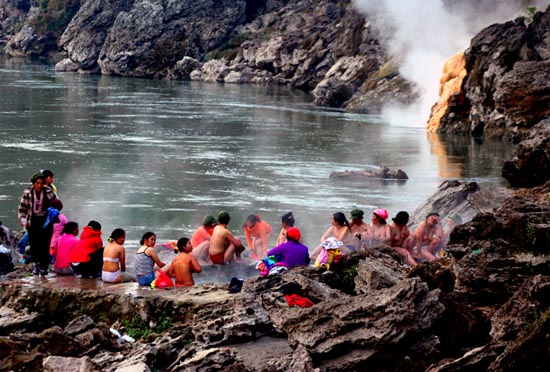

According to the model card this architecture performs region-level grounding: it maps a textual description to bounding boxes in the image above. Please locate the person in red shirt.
[243,214,273,260]
[69,220,103,278]
[190,215,217,264]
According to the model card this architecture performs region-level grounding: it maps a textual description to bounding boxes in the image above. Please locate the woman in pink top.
[53,222,79,275]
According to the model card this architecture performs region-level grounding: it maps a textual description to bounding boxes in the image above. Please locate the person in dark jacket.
[18,172,62,276]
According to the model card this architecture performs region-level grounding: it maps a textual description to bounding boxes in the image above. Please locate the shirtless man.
[209,211,245,264]
[349,208,372,251]
[414,211,443,261]
[167,237,202,286]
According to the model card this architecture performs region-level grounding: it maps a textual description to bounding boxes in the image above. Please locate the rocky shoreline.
[1,177,548,371]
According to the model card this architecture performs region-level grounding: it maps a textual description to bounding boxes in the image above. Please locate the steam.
[352,0,550,126]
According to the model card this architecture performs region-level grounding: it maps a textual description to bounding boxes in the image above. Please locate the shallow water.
[0,57,513,256]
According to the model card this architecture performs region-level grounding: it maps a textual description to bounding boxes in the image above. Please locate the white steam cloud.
[352,0,550,127]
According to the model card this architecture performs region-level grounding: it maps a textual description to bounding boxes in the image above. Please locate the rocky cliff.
[0,0,415,113]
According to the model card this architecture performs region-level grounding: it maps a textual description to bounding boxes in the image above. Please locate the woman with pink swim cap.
[369,208,391,248]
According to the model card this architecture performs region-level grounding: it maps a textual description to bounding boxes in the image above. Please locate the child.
[69,220,103,278]
[166,238,202,286]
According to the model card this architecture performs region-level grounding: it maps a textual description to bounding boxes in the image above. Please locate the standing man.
[209,211,245,264]
[18,172,62,276]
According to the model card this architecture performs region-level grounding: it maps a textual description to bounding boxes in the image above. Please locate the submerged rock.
[329,165,408,181]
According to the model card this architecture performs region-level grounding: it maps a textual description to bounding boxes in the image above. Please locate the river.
[0,57,513,257]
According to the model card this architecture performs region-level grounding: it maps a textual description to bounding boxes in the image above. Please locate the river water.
[0,57,513,257]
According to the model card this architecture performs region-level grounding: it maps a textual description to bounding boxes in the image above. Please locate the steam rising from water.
[352,0,550,126]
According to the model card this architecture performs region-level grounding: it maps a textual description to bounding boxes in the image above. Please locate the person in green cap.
[209,211,245,264]
[414,210,443,260]
[190,215,218,264]
[349,208,372,251]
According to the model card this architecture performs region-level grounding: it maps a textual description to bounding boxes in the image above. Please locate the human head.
[202,215,217,227]
[218,211,230,225]
[426,210,440,225]
[87,220,101,231]
[176,237,192,253]
[392,211,409,225]
[42,169,54,184]
[281,212,295,227]
[350,208,364,221]
[62,221,79,235]
[140,232,156,246]
[332,212,349,227]
[286,227,301,241]
[244,214,258,228]
[110,228,126,244]
[30,172,45,191]
[372,208,389,224]
[50,199,63,211]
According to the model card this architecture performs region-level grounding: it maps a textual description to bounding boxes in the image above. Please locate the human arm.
[17,189,31,227]
[320,226,333,242]
[244,227,253,251]
[120,246,126,272]
[190,255,202,273]
[148,248,166,268]
[380,225,392,244]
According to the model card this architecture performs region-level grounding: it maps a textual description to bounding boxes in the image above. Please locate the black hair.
[87,220,102,231]
[218,214,230,225]
[62,222,78,235]
[243,214,258,228]
[333,212,350,230]
[110,228,126,240]
[140,232,156,245]
[281,212,295,227]
[176,237,190,253]
[373,213,387,225]
[42,169,54,178]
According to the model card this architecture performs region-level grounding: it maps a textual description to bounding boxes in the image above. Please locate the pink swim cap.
[373,208,389,220]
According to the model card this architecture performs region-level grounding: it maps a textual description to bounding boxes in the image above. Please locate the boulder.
[329,165,408,181]
[43,355,95,372]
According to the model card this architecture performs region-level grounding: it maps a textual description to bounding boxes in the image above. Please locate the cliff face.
[0,0,414,113]
[435,7,550,140]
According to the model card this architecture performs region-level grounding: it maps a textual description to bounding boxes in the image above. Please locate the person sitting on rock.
[164,237,202,286]
[310,212,353,260]
[135,232,167,286]
[53,222,78,275]
[275,211,296,246]
[414,211,443,261]
[243,214,273,260]
[69,220,104,278]
[190,215,217,264]
[370,208,392,248]
[209,211,245,264]
[266,227,310,268]
[349,208,372,251]
[102,228,134,283]
[389,211,417,267]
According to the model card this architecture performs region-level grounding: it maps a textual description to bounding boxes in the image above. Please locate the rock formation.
[429,5,550,140]
[329,165,408,181]
[0,0,417,112]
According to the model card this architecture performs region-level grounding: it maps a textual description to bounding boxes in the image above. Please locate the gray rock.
[43,355,95,372]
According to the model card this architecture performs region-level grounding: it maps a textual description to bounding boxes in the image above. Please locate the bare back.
[210,225,234,255]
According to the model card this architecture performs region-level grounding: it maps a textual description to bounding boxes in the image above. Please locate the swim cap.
[427,210,440,218]
[202,215,217,226]
[217,211,230,223]
[286,227,301,241]
[350,208,364,220]
[373,208,388,220]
